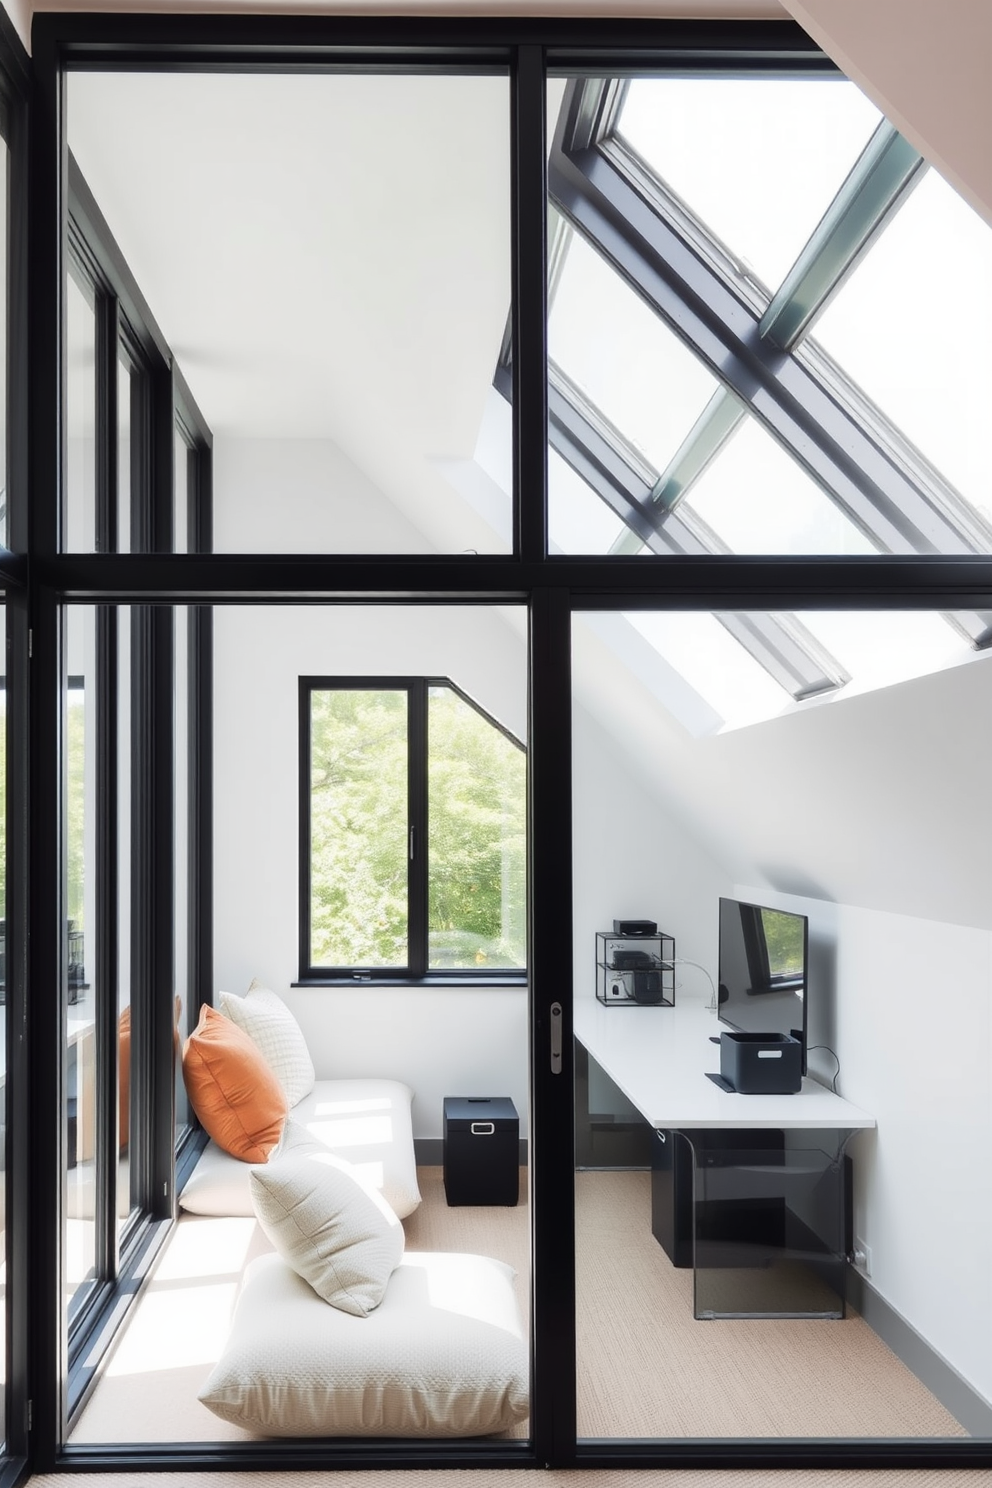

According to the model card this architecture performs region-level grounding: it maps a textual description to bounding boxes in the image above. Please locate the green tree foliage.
[308,684,527,971]
[310,690,409,967]
[427,687,525,968]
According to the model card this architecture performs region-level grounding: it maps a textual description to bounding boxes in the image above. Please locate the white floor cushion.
[179,1079,421,1220]
[198,1250,529,1437]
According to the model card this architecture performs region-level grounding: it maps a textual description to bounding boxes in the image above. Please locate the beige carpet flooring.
[70,1167,968,1447]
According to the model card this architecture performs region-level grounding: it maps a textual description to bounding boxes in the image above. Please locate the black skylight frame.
[14,11,992,1481]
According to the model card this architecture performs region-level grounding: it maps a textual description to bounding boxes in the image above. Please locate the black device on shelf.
[717,896,808,1075]
[597,929,675,1006]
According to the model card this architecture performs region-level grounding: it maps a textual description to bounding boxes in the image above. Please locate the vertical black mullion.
[27,18,65,1466]
[298,680,312,983]
[2,10,33,1474]
[511,43,548,562]
[408,681,428,979]
[529,587,575,1466]
[93,606,118,1272]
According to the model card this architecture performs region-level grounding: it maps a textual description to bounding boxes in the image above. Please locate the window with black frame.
[301,678,526,981]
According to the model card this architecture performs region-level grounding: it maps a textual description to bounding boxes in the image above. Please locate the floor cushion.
[197,1250,529,1437]
[179,1078,421,1219]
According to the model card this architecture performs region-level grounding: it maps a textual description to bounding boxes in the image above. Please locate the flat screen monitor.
[717,897,808,1074]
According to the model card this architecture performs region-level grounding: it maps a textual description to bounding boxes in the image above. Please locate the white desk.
[573,998,875,1133]
[573,997,875,1319]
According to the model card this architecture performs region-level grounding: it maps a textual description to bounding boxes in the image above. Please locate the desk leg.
[684,1128,849,1320]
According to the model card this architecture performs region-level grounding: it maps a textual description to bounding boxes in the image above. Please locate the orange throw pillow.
[182,1004,288,1163]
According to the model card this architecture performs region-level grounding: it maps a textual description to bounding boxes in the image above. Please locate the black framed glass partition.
[10,11,992,1480]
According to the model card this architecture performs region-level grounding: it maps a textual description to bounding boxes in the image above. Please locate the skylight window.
[616,77,882,292]
[548,226,719,472]
[677,411,876,556]
[810,167,992,526]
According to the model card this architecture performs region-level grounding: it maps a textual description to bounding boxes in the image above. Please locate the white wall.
[212,436,434,555]
[212,598,530,1140]
[737,881,992,1404]
[572,700,730,1004]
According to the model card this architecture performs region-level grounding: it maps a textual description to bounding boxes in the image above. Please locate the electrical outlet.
[853,1236,872,1276]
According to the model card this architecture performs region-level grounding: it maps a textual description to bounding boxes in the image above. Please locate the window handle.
[409,826,415,860]
[550,1001,562,1074]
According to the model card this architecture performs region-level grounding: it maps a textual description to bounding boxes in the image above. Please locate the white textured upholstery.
[250,1148,404,1316]
[218,981,315,1107]
[198,1250,529,1437]
[179,1079,421,1219]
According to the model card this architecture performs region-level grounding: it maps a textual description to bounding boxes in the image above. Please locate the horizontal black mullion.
[37,552,992,608]
[37,13,819,63]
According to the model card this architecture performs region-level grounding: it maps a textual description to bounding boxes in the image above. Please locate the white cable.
[672,957,718,1012]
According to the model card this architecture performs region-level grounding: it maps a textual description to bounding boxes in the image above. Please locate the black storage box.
[720,1032,802,1094]
[443,1096,519,1206]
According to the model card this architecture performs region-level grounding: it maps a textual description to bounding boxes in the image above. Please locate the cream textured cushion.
[218,980,315,1107]
[198,1250,529,1437]
[179,1078,422,1219]
[250,1148,404,1316]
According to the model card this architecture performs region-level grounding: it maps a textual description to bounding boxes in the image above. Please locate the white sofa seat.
[179,1078,421,1219]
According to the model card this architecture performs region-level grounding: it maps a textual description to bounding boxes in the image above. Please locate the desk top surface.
[573,997,875,1131]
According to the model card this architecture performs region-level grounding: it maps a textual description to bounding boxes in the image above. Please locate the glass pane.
[0,607,5,1452]
[573,608,990,1442]
[65,274,97,553]
[617,77,881,292]
[65,611,96,1317]
[118,608,136,1232]
[811,167,992,526]
[309,689,408,969]
[680,412,877,556]
[0,138,7,551]
[174,428,189,554]
[173,605,190,1137]
[427,686,526,970]
[549,224,719,473]
[118,357,131,554]
[68,72,512,556]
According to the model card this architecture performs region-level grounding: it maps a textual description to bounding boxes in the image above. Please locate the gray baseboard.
[847,1264,992,1436]
[415,1137,528,1166]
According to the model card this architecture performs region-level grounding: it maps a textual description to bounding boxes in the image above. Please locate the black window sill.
[293,973,528,990]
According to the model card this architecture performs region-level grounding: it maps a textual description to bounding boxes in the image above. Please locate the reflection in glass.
[118,608,135,1234]
[174,605,190,1138]
[65,274,97,553]
[65,611,96,1317]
